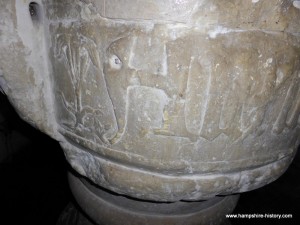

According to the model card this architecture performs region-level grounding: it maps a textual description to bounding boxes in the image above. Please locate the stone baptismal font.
[1,0,300,224]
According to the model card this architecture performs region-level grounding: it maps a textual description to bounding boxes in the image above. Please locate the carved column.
[1,1,300,224]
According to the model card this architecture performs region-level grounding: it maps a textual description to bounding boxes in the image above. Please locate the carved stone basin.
[1,0,300,224]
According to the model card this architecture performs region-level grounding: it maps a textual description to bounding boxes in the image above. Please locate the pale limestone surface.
[0,0,300,201]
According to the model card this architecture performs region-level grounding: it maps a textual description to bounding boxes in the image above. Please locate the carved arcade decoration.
[51,20,300,170]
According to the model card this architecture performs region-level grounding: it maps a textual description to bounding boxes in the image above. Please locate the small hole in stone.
[29,2,39,19]
[109,55,122,70]
[114,58,121,65]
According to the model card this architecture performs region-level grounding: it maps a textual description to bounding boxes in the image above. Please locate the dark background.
[0,92,299,225]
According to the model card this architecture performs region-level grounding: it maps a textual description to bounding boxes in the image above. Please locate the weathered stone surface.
[0,0,300,202]
[0,0,57,138]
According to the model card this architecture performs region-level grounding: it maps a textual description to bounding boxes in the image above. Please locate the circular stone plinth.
[68,172,239,225]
